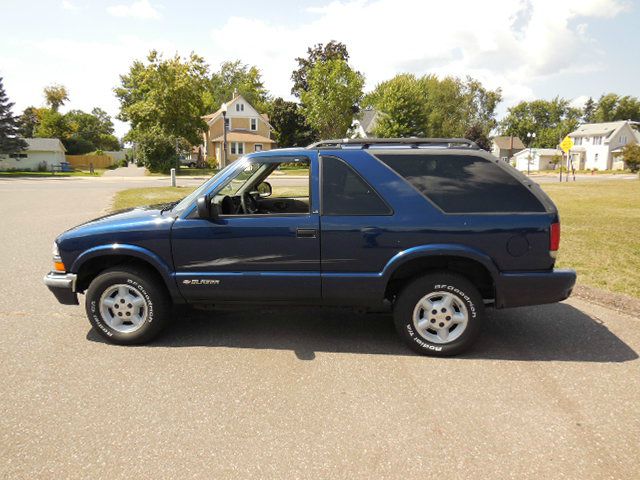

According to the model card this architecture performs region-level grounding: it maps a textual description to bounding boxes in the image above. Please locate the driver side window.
[215,158,311,216]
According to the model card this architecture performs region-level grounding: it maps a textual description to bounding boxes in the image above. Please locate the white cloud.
[208,0,629,107]
[107,0,161,20]
[61,0,76,11]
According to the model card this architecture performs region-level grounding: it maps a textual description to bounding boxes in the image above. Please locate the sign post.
[560,136,574,183]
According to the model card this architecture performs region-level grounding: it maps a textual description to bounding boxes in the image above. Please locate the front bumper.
[495,269,577,309]
[43,272,79,305]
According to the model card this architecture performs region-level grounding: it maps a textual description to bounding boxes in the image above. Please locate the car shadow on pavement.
[87,302,638,362]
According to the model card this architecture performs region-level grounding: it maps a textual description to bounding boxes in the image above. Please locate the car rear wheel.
[393,272,484,356]
[85,267,170,345]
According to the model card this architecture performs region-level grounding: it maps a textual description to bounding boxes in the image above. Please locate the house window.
[620,135,627,145]
[250,118,258,131]
[235,103,244,112]
[9,153,28,158]
[254,144,263,152]
[594,153,599,163]
[501,156,508,162]
[593,136,602,145]
[230,142,244,155]
[574,137,582,146]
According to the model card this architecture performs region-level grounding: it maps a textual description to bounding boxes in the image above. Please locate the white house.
[0,138,66,171]
[351,108,380,138]
[513,148,563,172]
[567,120,640,170]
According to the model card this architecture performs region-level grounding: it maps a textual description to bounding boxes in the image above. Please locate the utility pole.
[526,132,536,175]
[221,103,228,168]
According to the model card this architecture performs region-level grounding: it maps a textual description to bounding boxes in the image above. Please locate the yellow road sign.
[560,136,574,153]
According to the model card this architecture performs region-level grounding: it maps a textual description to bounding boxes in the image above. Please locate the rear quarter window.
[374,153,545,213]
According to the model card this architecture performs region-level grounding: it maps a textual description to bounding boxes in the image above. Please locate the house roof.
[492,136,525,150]
[25,138,66,152]
[202,94,273,129]
[211,131,275,144]
[356,109,379,134]
[568,121,628,138]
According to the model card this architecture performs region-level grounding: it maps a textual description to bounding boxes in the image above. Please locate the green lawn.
[111,179,640,298]
[541,180,640,298]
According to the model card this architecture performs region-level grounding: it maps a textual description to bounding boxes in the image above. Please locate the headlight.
[52,241,60,259]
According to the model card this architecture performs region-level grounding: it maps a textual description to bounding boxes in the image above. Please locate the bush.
[131,128,178,173]
[37,161,48,172]
[119,158,128,168]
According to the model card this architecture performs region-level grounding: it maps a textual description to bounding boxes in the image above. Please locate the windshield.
[171,158,247,214]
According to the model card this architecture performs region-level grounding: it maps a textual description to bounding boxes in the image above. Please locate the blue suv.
[44,138,576,355]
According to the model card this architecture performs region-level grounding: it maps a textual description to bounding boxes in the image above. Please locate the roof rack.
[307,137,480,150]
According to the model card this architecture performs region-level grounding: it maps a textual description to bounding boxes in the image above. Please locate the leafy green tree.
[592,93,640,123]
[43,84,69,112]
[365,74,500,140]
[0,77,28,153]
[267,98,317,147]
[582,97,596,122]
[17,106,45,138]
[464,124,491,151]
[207,61,270,112]
[365,74,428,137]
[133,127,179,173]
[64,108,120,153]
[291,41,350,97]
[620,144,640,173]
[34,109,72,140]
[300,59,364,139]
[499,98,581,148]
[115,50,210,145]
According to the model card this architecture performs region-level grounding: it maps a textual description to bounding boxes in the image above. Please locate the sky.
[1,0,639,138]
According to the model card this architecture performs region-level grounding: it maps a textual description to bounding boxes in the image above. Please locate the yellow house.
[202,92,275,167]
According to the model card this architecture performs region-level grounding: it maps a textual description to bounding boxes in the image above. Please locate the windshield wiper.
[160,200,181,213]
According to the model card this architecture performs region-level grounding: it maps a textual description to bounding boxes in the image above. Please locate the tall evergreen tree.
[0,77,28,154]
[582,97,596,123]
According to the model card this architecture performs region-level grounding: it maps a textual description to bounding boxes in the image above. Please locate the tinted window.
[375,153,545,213]
[322,156,391,215]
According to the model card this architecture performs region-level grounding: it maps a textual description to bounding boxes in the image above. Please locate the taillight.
[549,222,560,257]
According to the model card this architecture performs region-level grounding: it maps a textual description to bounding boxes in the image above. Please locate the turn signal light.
[54,261,66,272]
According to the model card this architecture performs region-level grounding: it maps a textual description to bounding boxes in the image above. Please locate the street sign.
[560,136,574,153]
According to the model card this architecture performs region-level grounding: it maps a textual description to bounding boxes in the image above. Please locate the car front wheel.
[394,272,484,356]
[85,267,170,345]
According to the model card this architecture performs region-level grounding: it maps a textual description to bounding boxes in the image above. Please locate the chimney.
[233,88,239,98]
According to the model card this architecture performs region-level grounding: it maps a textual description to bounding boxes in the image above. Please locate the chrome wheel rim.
[412,291,469,344]
[99,284,148,334]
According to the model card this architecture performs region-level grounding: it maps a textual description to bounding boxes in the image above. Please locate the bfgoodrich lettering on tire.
[85,266,170,345]
[393,272,484,356]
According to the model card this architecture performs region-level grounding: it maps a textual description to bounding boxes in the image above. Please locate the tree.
[365,74,428,137]
[620,144,640,173]
[115,50,210,145]
[291,40,350,97]
[0,77,28,153]
[43,84,69,112]
[17,106,45,138]
[364,74,501,140]
[133,127,179,173]
[592,93,640,123]
[499,97,581,148]
[207,61,270,113]
[267,98,317,147]
[300,59,364,139]
[464,124,491,151]
[583,97,596,122]
[64,109,120,154]
[34,109,72,140]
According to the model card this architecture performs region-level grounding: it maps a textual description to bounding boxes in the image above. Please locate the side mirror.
[257,181,272,198]
[196,194,220,220]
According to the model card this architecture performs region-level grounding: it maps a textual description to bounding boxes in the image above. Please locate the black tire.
[393,272,484,356]
[85,266,171,345]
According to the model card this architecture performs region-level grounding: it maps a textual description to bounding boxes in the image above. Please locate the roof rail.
[307,137,480,150]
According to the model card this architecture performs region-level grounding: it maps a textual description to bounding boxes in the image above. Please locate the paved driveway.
[1,177,639,479]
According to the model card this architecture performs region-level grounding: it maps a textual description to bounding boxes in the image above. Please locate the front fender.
[71,244,181,301]
[381,243,500,282]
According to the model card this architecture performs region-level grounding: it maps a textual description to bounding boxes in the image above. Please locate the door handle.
[296,228,317,238]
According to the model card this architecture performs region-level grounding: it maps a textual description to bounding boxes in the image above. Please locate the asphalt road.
[1,176,639,479]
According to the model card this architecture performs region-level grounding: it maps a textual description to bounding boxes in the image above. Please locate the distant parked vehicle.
[44,138,576,356]
[179,156,196,168]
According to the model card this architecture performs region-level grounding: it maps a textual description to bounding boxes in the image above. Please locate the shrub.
[37,161,48,172]
[132,128,178,173]
[119,158,128,168]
